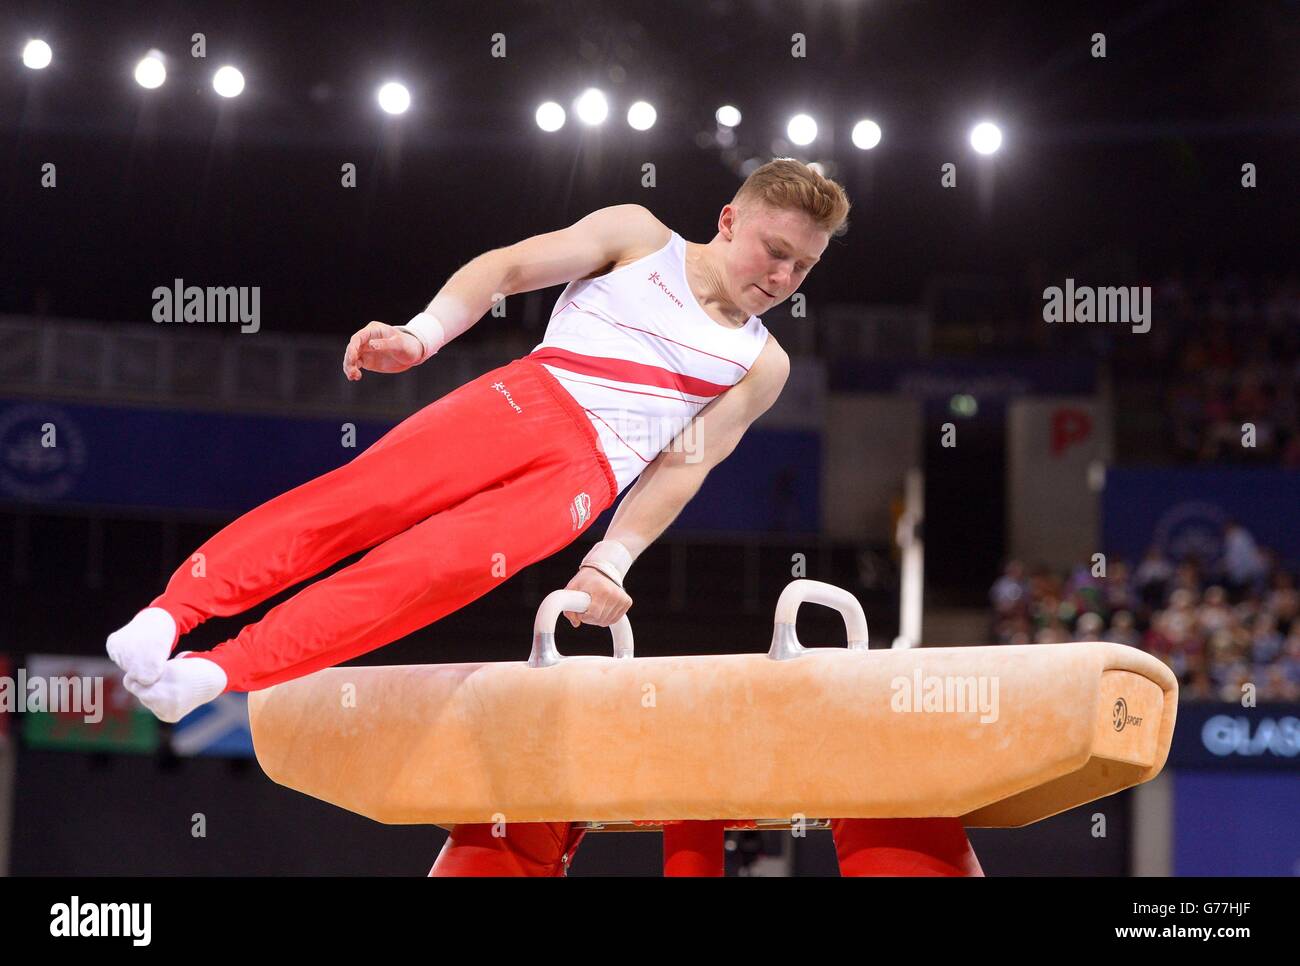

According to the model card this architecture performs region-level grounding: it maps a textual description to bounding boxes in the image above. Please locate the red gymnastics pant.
[148,356,618,691]
[427,818,984,877]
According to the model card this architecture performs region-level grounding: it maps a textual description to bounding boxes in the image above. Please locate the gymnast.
[108,157,838,721]
[105,159,980,874]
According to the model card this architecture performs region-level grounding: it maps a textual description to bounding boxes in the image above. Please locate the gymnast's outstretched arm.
[563,337,791,628]
[341,203,668,379]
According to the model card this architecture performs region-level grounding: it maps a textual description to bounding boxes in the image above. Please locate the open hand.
[343,321,423,380]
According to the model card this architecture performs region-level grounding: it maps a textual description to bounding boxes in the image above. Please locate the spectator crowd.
[1136,275,1300,465]
[990,522,1300,702]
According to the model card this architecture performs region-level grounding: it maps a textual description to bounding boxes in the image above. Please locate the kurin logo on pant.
[490,381,523,413]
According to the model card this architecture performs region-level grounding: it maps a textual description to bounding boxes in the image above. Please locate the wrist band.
[581,540,634,587]
[397,311,447,363]
[580,562,624,586]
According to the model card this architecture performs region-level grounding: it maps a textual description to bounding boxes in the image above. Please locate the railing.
[1,306,932,419]
[0,314,520,419]
[0,501,889,615]
[761,303,931,359]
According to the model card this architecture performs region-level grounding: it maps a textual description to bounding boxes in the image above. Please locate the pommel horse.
[248,579,1178,876]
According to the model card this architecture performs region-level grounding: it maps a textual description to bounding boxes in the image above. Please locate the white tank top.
[528,230,770,495]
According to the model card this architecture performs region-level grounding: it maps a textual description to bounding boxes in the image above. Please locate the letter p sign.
[1050,407,1092,457]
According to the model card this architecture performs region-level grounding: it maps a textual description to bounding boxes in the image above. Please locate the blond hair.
[731,158,851,238]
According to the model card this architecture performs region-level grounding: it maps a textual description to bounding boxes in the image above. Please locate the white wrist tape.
[581,540,634,587]
[397,311,447,363]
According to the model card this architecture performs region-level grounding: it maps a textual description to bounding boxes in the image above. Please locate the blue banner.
[1103,467,1300,568]
[0,397,818,533]
[1174,771,1300,875]
[0,398,394,514]
[673,429,820,533]
[1166,702,1300,771]
[1169,703,1300,874]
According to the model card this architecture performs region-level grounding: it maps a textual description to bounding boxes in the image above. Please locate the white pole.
[892,467,925,649]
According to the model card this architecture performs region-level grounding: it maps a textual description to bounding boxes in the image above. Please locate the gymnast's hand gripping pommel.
[561,539,635,629]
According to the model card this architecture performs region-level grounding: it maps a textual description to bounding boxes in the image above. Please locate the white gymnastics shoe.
[124,654,227,723]
[106,607,177,687]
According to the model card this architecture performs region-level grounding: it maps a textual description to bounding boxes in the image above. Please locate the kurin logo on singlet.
[490,381,522,413]
[647,271,684,308]
[569,492,591,530]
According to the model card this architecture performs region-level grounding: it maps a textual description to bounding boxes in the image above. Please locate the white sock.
[123,654,227,723]
[106,607,177,687]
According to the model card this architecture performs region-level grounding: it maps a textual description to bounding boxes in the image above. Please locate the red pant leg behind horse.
[428,821,728,877]
[430,818,982,876]
[833,818,984,876]
[428,823,587,877]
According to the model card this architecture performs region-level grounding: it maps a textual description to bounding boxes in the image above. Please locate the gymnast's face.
[720,201,828,314]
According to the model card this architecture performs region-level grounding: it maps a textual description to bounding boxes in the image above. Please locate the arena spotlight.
[969,121,1003,155]
[134,51,166,89]
[377,81,411,115]
[22,39,53,70]
[715,105,741,127]
[535,101,566,132]
[786,113,817,146]
[575,88,609,125]
[851,119,882,150]
[212,65,245,98]
[627,100,656,131]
